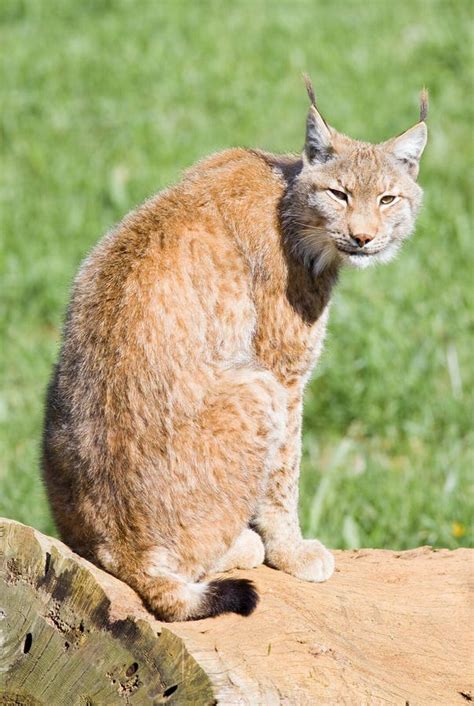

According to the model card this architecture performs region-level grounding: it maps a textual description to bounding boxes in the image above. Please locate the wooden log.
[0,518,472,705]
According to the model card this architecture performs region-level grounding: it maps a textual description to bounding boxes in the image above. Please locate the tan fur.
[209,529,265,573]
[43,82,427,621]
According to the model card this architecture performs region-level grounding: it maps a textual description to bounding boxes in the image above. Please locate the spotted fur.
[43,81,427,621]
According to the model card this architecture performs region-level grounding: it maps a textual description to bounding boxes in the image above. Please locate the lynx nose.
[351,233,375,248]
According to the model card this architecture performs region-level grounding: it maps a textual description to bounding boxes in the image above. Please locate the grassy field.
[1,0,472,549]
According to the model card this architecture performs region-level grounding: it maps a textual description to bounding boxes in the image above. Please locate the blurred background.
[1,0,472,549]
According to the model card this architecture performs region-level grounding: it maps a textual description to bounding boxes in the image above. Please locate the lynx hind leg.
[99,368,287,622]
[98,543,259,622]
[137,572,259,623]
[210,529,265,574]
[139,530,265,621]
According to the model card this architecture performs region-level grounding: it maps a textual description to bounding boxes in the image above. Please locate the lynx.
[43,77,427,621]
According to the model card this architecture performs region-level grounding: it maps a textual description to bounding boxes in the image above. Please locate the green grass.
[1,0,472,549]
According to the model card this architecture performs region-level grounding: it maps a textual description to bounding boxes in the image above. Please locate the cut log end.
[0,518,472,705]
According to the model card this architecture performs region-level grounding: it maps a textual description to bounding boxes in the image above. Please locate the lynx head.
[286,75,428,274]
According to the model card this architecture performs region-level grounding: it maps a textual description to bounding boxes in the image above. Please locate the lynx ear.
[302,74,334,164]
[384,90,428,179]
[386,122,427,178]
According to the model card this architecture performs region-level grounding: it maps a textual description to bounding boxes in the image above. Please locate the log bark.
[0,518,472,705]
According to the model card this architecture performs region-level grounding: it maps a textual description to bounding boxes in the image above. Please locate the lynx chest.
[253,297,330,387]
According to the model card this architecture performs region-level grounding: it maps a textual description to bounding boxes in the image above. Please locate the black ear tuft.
[419,87,429,122]
[303,72,317,108]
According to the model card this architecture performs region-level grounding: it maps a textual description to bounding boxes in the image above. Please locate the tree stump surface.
[0,518,472,705]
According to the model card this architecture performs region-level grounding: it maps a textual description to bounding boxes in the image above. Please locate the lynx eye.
[328,188,348,203]
[380,194,396,205]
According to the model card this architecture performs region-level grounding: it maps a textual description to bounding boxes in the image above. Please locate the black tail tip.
[206,578,259,618]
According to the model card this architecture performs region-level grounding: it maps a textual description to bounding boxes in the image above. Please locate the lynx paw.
[267,539,335,582]
[231,528,265,569]
[211,529,265,574]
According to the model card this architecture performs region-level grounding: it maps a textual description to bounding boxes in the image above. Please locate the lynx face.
[288,82,427,274]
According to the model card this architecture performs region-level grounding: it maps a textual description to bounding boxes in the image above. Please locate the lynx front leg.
[254,390,335,582]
